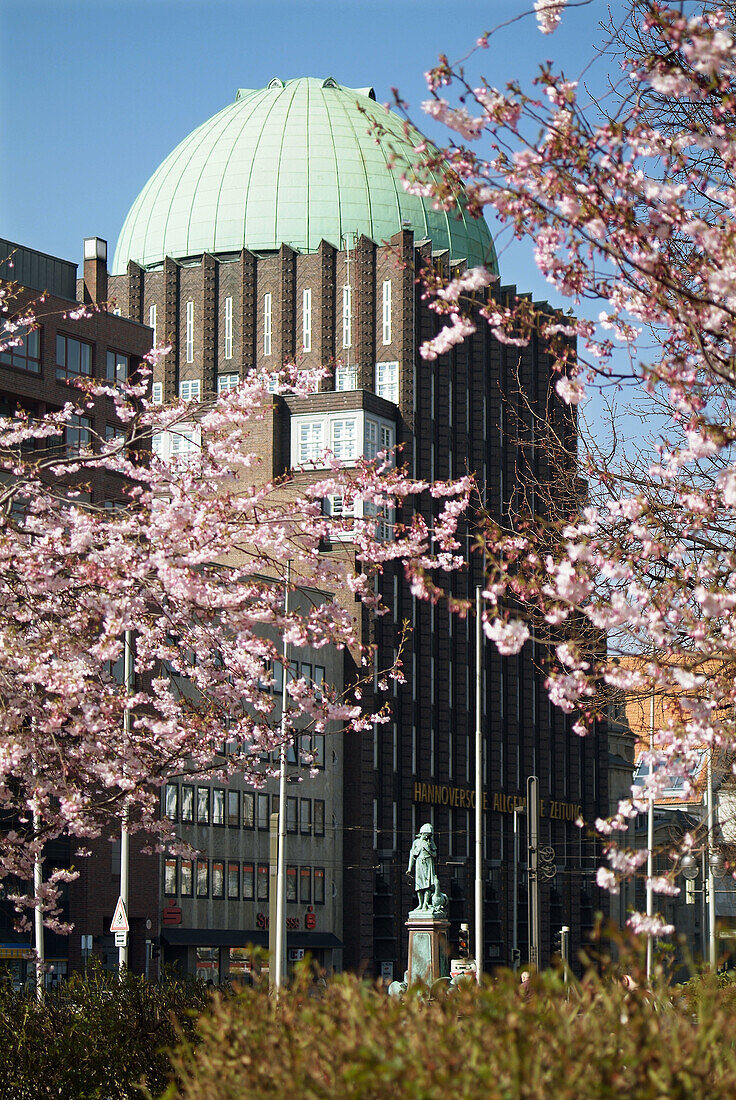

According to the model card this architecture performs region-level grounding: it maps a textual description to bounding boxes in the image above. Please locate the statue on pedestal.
[407,823,448,918]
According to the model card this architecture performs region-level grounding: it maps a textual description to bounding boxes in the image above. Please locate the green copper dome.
[112,77,497,274]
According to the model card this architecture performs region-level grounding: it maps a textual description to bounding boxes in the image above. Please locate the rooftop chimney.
[83,237,108,305]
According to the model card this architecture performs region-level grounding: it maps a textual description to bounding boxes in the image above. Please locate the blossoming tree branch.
[393,0,736,934]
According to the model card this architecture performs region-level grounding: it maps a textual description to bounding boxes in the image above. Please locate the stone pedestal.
[406,916,450,986]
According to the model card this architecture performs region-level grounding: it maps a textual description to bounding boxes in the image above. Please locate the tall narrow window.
[335,363,357,391]
[302,288,311,353]
[264,293,272,356]
[152,382,163,405]
[342,285,352,348]
[382,280,392,344]
[224,296,233,360]
[149,304,157,345]
[375,361,399,405]
[185,301,194,364]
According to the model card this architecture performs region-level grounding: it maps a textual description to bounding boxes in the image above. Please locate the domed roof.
[112,77,497,274]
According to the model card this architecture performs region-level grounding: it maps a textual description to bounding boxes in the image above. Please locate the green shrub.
[157,966,736,1100]
[0,965,209,1100]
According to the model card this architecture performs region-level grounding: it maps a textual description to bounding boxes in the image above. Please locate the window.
[149,304,157,345]
[297,420,324,465]
[314,800,325,836]
[185,301,194,363]
[243,792,255,828]
[152,382,163,405]
[224,296,233,359]
[314,867,325,905]
[286,865,297,903]
[257,863,269,901]
[212,788,225,826]
[286,797,298,834]
[212,861,225,898]
[218,373,239,394]
[164,858,177,896]
[314,666,326,698]
[302,289,311,353]
[227,862,240,899]
[181,785,194,822]
[164,784,178,821]
[314,734,325,768]
[196,859,209,897]
[263,293,272,356]
[376,361,399,404]
[227,790,240,827]
[300,798,312,835]
[342,285,352,348]
[335,363,357,391]
[243,863,255,900]
[181,859,193,896]
[106,350,129,385]
[266,373,279,394]
[300,866,311,903]
[364,419,395,463]
[196,786,210,825]
[65,415,93,455]
[382,280,392,344]
[331,418,357,461]
[257,792,270,830]
[0,325,40,373]
[179,379,201,402]
[56,334,92,382]
[169,423,201,463]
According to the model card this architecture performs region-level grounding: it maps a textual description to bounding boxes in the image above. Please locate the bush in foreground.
[158,967,736,1100]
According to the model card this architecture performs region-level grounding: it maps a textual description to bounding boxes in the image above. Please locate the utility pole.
[706,746,717,970]
[646,685,654,982]
[527,775,540,970]
[512,806,521,972]
[474,586,483,983]
[274,562,291,991]
[119,629,134,973]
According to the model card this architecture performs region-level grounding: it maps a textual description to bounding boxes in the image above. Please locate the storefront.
[161,927,343,984]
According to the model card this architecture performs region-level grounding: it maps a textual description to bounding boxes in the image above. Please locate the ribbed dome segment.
[112,77,497,274]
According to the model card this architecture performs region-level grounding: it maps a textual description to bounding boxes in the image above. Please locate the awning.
[161,928,343,950]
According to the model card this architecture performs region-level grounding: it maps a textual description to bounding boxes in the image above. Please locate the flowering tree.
[0,308,472,921]
[392,0,736,935]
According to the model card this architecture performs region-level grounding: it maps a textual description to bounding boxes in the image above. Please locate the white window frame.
[330,417,357,462]
[296,419,325,465]
[375,360,399,405]
[179,379,201,402]
[149,303,157,345]
[335,363,357,391]
[291,411,395,470]
[264,293,272,356]
[218,373,240,394]
[152,382,163,405]
[324,494,394,543]
[342,285,352,349]
[302,288,311,353]
[185,301,194,364]
[224,296,233,360]
[382,280,392,345]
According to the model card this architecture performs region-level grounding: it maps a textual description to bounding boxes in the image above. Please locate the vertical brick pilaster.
[279,244,297,366]
[239,250,257,373]
[202,253,217,396]
[126,261,144,324]
[163,257,179,401]
[355,235,376,391]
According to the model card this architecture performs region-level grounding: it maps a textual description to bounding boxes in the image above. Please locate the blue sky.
[1,0,610,304]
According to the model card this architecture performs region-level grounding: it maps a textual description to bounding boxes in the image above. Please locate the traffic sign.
[114,931,128,948]
[110,896,129,934]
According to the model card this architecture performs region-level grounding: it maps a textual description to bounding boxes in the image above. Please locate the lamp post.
[474,586,483,983]
[273,561,291,992]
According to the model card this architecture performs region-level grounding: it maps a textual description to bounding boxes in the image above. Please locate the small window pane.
[286,866,297,903]
[212,861,224,898]
[300,798,312,835]
[181,859,193,896]
[227,790,240,827]
[212,788,225,825]
[181,785,194,822]
[243,863,255,900]
[164,784,178,821]
[197,786,210,824]
[286,797,298,834]
[257,792,269,830]
[196,859,209,897]
[300,866,311,904]
[243,792,255,829]
[257,864,269,901]
[314,867,325,905]
[314,800,325,836]
[228,862,239,899]
[164,858,177,896]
